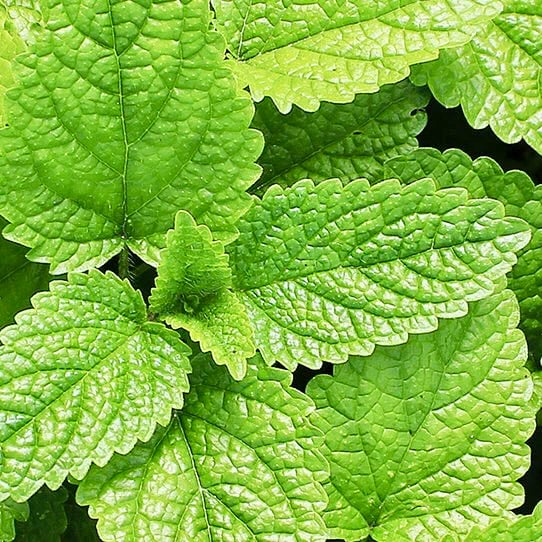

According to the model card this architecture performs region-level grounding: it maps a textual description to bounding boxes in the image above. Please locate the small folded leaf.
[14,487,67,542]
[0,500,27,542]
[0,0,263,273]
[464,501,542,541]
[251,81,429,194]
[0,220,51,330]
[229,178,530,369]
[150,211,254,380]
[307,289,536,541]
[213,0,502,112]
[0,270,191,502]
[77,355,329,542]
[385,148,542,363]
[411,0,542,154]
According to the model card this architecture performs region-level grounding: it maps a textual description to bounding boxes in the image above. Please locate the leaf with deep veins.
[0,270,191,503]
[0,0,263,273]
[411,0,542,154]
[384,148,542,364]
[150,211,254,380]
[307,289,536,541]
[77,355,328,542]
[212,0,502,112]
[228,178,530,370]
[251,81,429,194]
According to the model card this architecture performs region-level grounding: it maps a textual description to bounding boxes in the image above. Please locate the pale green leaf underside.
[0,499,27,542]
[77,355,328,542]
[150,211,254,380]
[228,178,530,370]
[0,270,191,502]
[464,502,542,541]
[307,289,535,542]
[0,219,51,330]
[213,0,502,112]
[411,0,542,154]
[251,81,429,194]
[0,0,262,273]
[384,148,542,364]
[14,486,68,542]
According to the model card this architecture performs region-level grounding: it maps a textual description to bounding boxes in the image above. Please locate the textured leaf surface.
[77,355,328,541]
[251,81,429,194]
[14,486,67,542]
[213,0,502,112]
[464,501,542,541]
[228,178,530,369]
[0,270,191,502]
[385,148,542,363]
[411,0,542,153]
[307,289,535,542]
[150,211,254,380]
[0,219,51,330]
[0,500,27,542]
[0,0,262,273]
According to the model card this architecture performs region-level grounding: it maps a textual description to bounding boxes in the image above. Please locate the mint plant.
[0,0,540,541]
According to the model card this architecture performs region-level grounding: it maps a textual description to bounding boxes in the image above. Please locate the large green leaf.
[14,487,67,542]
[228,178,530,369]
[150,211,254,380]
[463,502,542,541]
[411,0,542,154]
[0,0,263,273]
[251,81,429,194]
[0,220,51,330]
[212,0,502,112]
[384,148,542,362]
[0,270,191,502]
[307,289,536,541]
[77,355,328,541]
[0,500,27,542]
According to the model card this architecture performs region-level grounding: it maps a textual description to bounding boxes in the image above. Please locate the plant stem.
[118,247,130,280]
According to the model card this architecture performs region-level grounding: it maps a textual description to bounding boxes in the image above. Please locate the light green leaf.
[77,355,329,542]
[228,178,530,370]
[0,0,263,273]
[0,270,191,502]
[464,501,542,541]
[150,211,254,380]
[14,486,67,542]
[0,219,51,330]
[411,0,542,154]
[251,81,429,194]
[307,289,536,542]
[384,148,542,363]
[212,0,502,113]
[0,500,27,542]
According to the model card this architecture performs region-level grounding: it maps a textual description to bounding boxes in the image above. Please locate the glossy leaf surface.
[78,355,328,541]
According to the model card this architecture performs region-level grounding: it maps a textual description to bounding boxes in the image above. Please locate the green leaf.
[62,484,99,542]
[0,270,191,502]
[411,0,542,154]
[0,500,27,542]
[251,81,429,194]
[150,211,254,380]
[307,289,536,541]
[77,355,328,541]
[0,0,263,273]
[0,219,51,330]
[384,148,542,363]
[228,178,530,370]
[464,501,542,541]
[212,0,502,112]
[14,487,67,542]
